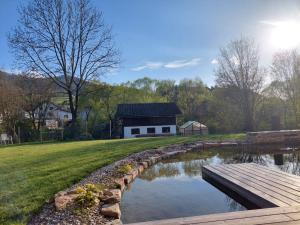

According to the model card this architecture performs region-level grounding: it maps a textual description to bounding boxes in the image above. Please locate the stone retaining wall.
[246,130,300,144]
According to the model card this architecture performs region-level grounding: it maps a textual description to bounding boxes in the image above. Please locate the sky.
[1,0,300,86]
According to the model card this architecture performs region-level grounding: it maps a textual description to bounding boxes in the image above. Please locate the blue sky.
[1,0,300,86]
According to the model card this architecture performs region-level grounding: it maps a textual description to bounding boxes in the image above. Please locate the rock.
[55,191,67,198]
[139,161,148,169]
[138,165,144,174]
[149,157,157,164]
[102,189,122,204]
[155,156,162,162]
[130,169,139,180]
[107,219,122,225]
[145,159,152,166]
[54,193,78,211]
[67,189,79,195]
[114,178,125,191]
[124,174,133,185]
[101,203,121,219]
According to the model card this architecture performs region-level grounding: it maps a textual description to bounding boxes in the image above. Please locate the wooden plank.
[202,166,286,207]
[247,163,300,182]
[204,165,293,206]
[229,164,300,193]
[212,165,298,206]
[205,164,300,206]
[217,164,300,203]
[241,164,300,187]
[126,206,300,225]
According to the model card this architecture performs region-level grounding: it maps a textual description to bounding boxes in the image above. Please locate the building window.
[131,128,140,135]
[64,115,69,119]
[162,127,170,133]
[147,127,155,134]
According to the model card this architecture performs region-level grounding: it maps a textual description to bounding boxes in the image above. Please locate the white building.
[24,102,72,129]
[116,103,182,138]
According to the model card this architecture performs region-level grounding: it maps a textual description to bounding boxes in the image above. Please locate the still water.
[121,145,300,223]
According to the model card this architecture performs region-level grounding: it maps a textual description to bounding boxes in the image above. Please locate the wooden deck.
[127,206,300,225]
[202,163,300,208]
[126,163,300,225]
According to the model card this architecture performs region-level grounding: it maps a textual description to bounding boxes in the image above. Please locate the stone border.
[29,140,240,225]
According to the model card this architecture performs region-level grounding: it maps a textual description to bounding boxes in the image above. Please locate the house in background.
[44,103,73,129]
[116,103,182,138]
[180,121,208,135]
[25,102,72,129]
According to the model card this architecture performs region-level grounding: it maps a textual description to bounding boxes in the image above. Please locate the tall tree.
[177,78,209,122]
[9,0,119,124]
[271,50,300,126]
[215,37,264,131]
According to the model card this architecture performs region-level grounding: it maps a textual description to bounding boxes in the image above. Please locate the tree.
[215,37,264,131]
[17,74,54,131]
[177,78,209,122]
[9,0,119,125]
[271,50,300,126]
[0,77,23,138]
[155,80,178,102]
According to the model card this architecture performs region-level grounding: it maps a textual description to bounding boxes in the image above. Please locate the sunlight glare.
[270,21,300,50]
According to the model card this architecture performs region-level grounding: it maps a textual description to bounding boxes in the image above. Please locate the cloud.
[131,62,163,71]
[131,58,201,71]
[211,59,218,65]
[164,58,201,68]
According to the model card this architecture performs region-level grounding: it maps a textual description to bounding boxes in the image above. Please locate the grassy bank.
[0,134,245,225]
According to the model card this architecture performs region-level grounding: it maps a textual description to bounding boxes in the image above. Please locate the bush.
[16,120,39,142]
[117,164,133,174]
[75,184,105,208]
[77,133,93,141]
[63,122,81,140]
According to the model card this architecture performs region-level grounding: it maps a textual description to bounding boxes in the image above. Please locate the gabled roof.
[180,121,207,129]
[48,102,71,113]
[116,103,182,118]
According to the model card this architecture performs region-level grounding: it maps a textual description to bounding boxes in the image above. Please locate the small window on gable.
[162,127,170,133]
[147,127,155,134]
[131,128,140,135]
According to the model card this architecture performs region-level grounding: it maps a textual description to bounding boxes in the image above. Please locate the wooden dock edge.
[201,166,278,208]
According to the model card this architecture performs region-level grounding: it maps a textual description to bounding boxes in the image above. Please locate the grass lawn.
[0,134,245,225]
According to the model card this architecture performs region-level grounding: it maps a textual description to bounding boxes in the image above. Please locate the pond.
[120,144,300,224]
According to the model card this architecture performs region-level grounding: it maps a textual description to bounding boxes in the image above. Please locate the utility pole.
[110,120,112,139]
[18,126,21,144]
[40,130,43,143]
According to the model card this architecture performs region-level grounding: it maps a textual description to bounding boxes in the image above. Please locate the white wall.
[124,125,176,138]
[56,110,73,121]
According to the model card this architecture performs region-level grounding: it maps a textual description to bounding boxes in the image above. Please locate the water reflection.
[121,145,300,224]
[140,164,180,181]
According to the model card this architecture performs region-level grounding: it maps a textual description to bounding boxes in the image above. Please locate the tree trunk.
[67,90,77,125]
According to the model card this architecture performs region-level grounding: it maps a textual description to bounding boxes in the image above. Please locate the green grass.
[0,134,245,225]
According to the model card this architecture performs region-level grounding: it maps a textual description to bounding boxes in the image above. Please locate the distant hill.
[0,70,68,100]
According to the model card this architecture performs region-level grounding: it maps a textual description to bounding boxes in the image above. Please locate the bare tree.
[9,0,119,125]
[17,74,54,131]
[215,37,264,131]
[271,50,300,126]
[0,77,24,138]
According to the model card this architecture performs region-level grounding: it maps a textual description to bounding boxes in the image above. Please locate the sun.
[269,21,300,50]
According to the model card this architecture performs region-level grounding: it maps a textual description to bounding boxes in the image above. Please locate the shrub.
[74,183,105,208]
[117,164,133,174]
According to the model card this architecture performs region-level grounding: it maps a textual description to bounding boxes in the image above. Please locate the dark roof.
[116,103,182,118]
